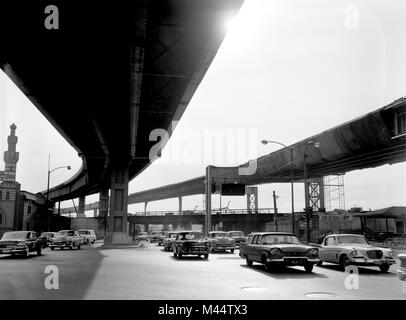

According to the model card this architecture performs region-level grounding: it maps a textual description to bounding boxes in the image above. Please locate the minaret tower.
[3,123,19,182]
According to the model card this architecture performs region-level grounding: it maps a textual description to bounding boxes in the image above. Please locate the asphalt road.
[0,242,405,299]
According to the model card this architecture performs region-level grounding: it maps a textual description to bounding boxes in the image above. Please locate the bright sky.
[1,0,405,216]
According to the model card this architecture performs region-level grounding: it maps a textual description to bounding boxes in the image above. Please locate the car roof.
[247,232,295,236]
[227,230,244,232]
[327,233,364,237]
[209,231,227,233]
[177,230,202,233]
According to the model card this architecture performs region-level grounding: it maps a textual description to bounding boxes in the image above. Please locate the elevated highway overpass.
[0,0,244,242]
[60,97,406,217]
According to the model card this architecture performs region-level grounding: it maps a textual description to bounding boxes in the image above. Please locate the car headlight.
[387,250,394,257]
[270,248,282,256]
[179,242,183,247]
[308,248,318,256]
[17,241,27,247]
[350,249,357,256]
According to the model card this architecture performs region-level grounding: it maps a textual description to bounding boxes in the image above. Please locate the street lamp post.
[46,155,71,231]
[261,140,295,234]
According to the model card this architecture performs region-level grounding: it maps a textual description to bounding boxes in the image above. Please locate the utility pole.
[273,191,278,231]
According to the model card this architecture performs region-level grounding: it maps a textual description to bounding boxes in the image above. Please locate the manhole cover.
[241,286,269,292]
[305,292,338,298]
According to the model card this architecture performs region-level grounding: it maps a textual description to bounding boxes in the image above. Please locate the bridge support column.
[93,208,98,217]
[77,196,86,218]
[99,189,109,238]
[204,166,212,235]
[144,202,148,215]
[144,224,149,232]
[178,196,182,215]
[106,167,130,244]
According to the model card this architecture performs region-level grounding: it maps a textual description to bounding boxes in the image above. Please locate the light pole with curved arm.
[261,140,295,234]
[46,155,71,200]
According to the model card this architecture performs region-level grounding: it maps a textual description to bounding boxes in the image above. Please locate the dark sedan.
[0,231,42,257]
[172,231,210,259]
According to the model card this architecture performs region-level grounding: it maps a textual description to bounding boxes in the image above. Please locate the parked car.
[39,232,58,248]
[135,231,149,242]
[172,231,210,259]
[157,231,170,246]
[206,231,236,253]
[316,233,396,272]
[49,230,82,250]
[227,231,247,247]
[239,232,320,272]
[163,232,179,251]
[0,231,43,257]
[149,231,162,243]
[398,254,406,281]
[78,229,97,244]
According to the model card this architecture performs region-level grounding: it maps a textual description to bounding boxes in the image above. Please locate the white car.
[78,229,97,244]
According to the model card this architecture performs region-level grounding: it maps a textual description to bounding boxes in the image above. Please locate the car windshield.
[1,231,30,240]
[40,232,52,237]
[179,232,203,240]
[211,232,228,238]
[228,231,244,237]
[337,235,368,245]
[78,231,88,235]
[58,231,75,236]
[261,234,301,245]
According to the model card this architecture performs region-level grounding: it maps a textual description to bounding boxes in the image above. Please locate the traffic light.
[211,182,216,193]
[304,206,314,218]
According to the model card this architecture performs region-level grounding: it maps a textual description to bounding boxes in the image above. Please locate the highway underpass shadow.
[318,263,398,277]
[0,246,105,299]
[240,264,328,279]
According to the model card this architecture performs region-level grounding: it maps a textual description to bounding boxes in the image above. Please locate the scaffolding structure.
[323,174,345,212]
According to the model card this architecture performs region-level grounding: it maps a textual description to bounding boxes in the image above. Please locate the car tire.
[78,244,81,250]
[379,264,390,273]
[230,249,235,254]
[339,255,350,271]
[37,247,42,256]
[69,245,73,250]
[50,247,54,251]
[304,263,314,273]
[178,250,183,259]
[21,251,28,258]
[173,250,178,258]
[264,262,276,272]
[204,254,209,260]
[246,257,253,267]
[316,261,323,266]
[92,240,95,244]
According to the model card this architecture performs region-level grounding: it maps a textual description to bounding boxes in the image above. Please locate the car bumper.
[0,247,28,254]
[49,243,70,248]
[212,246,236,250]
[268,257,320,266]
[349,257,396,266]
[179,247,210,255]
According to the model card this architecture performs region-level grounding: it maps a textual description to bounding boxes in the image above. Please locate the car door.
[29,232,38,251]
[250,235,262,262]
[74,231,81,245]
[320,236,339,262]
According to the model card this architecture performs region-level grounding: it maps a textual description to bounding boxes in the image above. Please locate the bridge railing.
[129,208,276,216]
